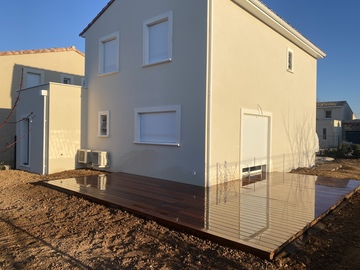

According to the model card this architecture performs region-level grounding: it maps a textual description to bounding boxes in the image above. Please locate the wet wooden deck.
[41,172,360,260]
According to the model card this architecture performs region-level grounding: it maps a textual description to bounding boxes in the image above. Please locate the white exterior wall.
[83,0,208,185]
[207,0,320,185]
[48,84,81,173]
[316,107,343,121]
[16,83,81,174]
[316,119,342,148]
[16,85,46,173]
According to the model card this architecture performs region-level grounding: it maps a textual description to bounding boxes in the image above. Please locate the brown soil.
[1,159,360,269]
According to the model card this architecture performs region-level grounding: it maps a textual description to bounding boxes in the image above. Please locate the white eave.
[231,0,326,59]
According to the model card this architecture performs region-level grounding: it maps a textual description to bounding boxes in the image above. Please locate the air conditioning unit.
[78,149,92,164]
[92,151,108,167]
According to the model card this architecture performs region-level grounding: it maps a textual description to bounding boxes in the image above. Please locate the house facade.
[0,47,84,167]
[80,0,325,186]
[316,101,356,148]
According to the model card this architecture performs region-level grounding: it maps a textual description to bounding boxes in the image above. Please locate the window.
[24,68,44,88]
[99,32,119,75]
[61,74,74,84]
[143,11,173,66]
[134,105,181,146]
[323,128,327,140]
[20,115,31,166]
[98,111,110,137]
[325,110,332,119]
[63,78,71,84]
[287,48,294,73]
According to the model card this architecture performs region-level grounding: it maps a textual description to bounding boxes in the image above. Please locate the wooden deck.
[41,172,360,260]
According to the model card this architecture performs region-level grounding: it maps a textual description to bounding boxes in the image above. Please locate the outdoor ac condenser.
[92,151,108,168]
[77,149,92,164]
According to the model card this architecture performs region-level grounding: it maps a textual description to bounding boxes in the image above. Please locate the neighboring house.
[16,83,82,174]
[0,46,84,168]
[316,101,356,148]
[79,0,325,186]
[342,120,360,145]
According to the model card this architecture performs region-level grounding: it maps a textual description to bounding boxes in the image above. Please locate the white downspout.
[205,0,213,187]
[40,90,48,174]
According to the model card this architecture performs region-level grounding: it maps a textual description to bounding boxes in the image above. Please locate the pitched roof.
[0,46,85,57]
[79,0,325,59]
[316,101,348,108]
[79,0,115,37]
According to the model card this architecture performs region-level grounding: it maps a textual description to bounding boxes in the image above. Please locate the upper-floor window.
[61,74,74,84]
[143,11,173,66]
[24,68,44,88]
[325,110,332,119]
[287,48,294,73]
[99,32,119,75]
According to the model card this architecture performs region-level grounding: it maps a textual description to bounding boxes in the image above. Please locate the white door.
[241,113,270,176]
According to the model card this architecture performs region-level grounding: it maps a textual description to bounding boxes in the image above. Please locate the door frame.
[239,108,272,177]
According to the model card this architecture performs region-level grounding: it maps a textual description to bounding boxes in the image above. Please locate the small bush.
[351,144,360,158]
[322,143,360,159]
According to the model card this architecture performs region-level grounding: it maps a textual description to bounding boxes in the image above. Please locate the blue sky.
[0,0,108,51]
[261,0,360,117]
[1,0,359,117]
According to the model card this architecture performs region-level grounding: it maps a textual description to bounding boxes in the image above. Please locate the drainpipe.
[40,90,49,174]
[206,0,213,187]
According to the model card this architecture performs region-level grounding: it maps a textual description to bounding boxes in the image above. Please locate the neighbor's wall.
[316,119,342,148]
[316,107,343,121]
[0,50,84,167]
[83,0,208,185]
[15,85,48,174]
[207,0,319,184]
[15,83,82,174]
[48,83,81,174]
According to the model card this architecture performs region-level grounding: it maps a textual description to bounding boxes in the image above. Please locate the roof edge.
[79,0,326,59]
[231,0,326,59]
[79,0,115,37]
[0,46,85,57]
[316,101,349,108]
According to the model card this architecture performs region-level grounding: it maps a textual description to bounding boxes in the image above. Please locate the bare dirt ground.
[1,159,360,269]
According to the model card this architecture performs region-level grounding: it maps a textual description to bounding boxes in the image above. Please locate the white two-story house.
[316,101,356,148]
[79,0,325,186]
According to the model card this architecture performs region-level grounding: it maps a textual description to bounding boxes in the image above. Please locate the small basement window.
[98,111,110,137]
[134,105,181,146]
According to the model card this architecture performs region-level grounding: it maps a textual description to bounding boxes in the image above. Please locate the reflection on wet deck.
[42,172,360,259]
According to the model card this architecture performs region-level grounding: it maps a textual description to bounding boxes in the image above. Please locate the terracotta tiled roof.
[0,46,85,57]
[316,101,347,108]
